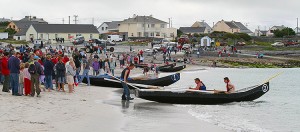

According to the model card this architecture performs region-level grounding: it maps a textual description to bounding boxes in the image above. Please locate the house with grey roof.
[118,15,177,39]
[19,16,48,23]
[26,24,99,42]
[179,27,206,35]
[97,21,122,34]
[266,25,286,36]
[0,18,11,22]
[191,21,212,33]
[254,29,268,36]
[213,20,252,34]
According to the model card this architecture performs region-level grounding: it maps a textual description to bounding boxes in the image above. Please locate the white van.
[107,35,123,42]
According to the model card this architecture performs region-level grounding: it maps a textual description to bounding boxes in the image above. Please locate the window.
[131,33,134,37]
[150,32,154,37]
[148,24,150,28]
[170,33,174,37]
[68,34,71,38]
[13,25,15,29]
[105,27,108,30]
[138,32,142,37]
[144,32,149,37]
[40,34,43,39]
[55,34,58,38]
[90,34,93,39]
[156,32,160,36]
[160,24,165,28]
[102,27,104,31]
[151,24,155,28]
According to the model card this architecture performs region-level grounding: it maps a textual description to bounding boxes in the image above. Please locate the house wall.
[26,25,99,42]
[98,23,109,34]
[6,22,19,32]
[119,23,173,38]
[13,35,26,40]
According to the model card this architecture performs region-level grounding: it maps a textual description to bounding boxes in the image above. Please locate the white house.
[97,22,110,34]
[26,24,99,42]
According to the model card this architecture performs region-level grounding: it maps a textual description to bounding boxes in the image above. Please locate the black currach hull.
[159,65,186,72]
[83,73,180,89]
[135,82,270,104]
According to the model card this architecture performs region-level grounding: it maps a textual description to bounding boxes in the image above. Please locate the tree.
[4,28,16,36]
[236,33,252,41]
[193,33,200,38]
[273,28,296,38]
[224,33,239,39]
[177,29,183,38]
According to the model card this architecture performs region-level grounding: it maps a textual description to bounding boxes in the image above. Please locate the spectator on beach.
[2,52,10,93]
[23,63,31,96]
[8,51,21,96]
[29,56,43,97]
[56,56,66,92]
[66,60,76,93]
[78,57,91,86]
[110,58,116,76]
[104,58,110,74]
[44,55,54,92]
[18,63,25,95]
[92,58,100,75]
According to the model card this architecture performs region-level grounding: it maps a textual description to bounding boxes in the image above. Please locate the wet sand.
[0,84,230,132]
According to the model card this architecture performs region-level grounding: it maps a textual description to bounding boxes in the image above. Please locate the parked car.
[73,36,85,45]
[236,41,246,46]
[271,42,284,47]
[182,44,191,50]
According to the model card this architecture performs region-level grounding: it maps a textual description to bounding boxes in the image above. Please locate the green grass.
[0,39,29,44]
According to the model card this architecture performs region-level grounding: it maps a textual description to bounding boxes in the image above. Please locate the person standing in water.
[120,63,135,100]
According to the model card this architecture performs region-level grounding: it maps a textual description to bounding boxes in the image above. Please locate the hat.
[34,56,40,60]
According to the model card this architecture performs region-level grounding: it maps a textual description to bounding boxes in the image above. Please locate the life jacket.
[200,82,206,90]
[120,67,130,80]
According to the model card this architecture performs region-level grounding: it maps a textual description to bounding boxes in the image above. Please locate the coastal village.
[0,11,300,132]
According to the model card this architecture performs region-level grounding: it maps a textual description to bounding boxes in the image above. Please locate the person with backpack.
[8,51,21,96]
[56,56,66,92]
[29,56,43,97]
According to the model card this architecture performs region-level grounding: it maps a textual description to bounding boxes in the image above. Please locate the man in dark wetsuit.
[120,63,135,100]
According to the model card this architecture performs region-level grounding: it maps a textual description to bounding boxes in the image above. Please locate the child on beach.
[19,63,25,95]
[23,63,31,96]
[92,58,100,75]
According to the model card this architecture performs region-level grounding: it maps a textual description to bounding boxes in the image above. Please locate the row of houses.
[3,15,300,42]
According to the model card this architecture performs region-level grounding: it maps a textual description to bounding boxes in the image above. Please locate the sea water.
[165,68,300,132]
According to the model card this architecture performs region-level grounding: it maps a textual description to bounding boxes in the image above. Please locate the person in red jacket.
[2,52,10,92]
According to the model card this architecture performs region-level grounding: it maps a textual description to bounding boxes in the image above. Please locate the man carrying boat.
[121,63,135,100]
[189,78,206,90]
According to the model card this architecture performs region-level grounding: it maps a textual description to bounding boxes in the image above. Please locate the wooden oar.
[262,72,283,84]
[104,78,160,89]
[106,74,141,89]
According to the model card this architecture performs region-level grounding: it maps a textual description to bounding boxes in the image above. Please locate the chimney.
[133,14,136,18]
[150,14,153,17]
[33,16,37,19]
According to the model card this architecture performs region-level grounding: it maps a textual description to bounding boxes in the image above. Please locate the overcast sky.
[1,0,299,31]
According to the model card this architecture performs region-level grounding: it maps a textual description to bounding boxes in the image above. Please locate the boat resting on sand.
[159,65,186,72]
[135,82,270,104]
[82,73,180,89]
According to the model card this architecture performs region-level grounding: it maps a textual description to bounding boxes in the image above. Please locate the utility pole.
[171,17,173,28]
[62,18,64,24]
[297,18,299,35]
[68,16,70,24]
[73,15,78,24]
[168,18,171,28]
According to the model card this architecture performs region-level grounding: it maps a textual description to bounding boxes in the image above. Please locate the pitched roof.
[179,27,206,33]
[225,22,239,29]
[13,21,40,29]
[192,21,212,29]
[108,21,121,30]
[31,24,99,33]
[14,28,27,36]
[234,22,252,33]
[122,15,167,24]
[19,16,47,23]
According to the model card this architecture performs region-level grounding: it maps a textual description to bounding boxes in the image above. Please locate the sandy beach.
[0,82,230,132]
